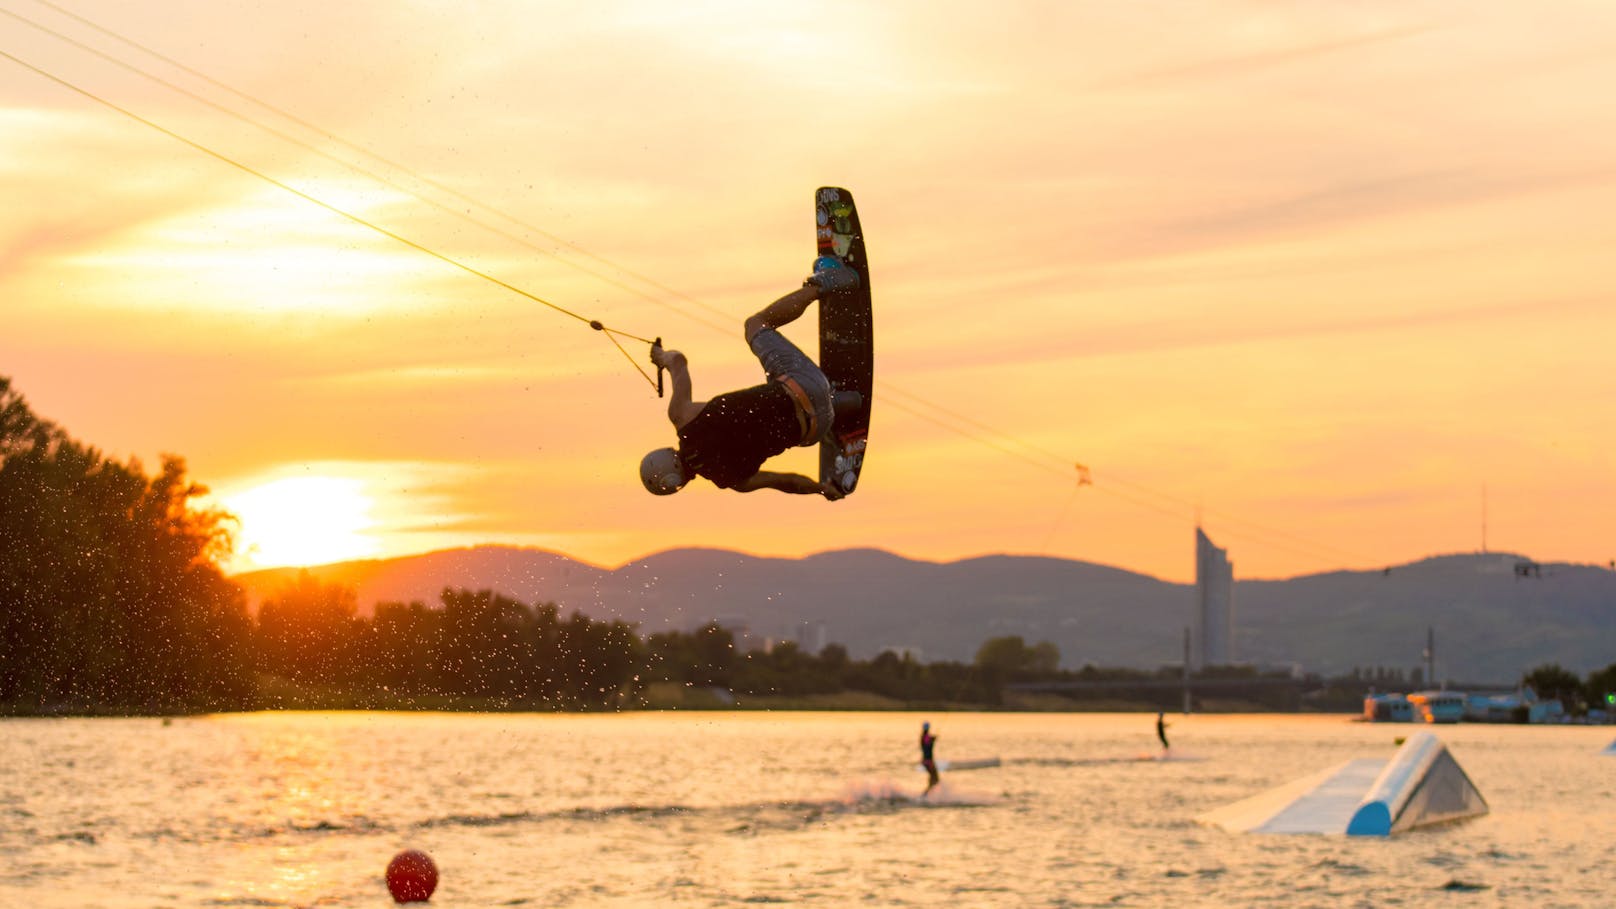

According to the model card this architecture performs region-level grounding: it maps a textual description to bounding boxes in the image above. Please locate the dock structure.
[1198,732,1488,836]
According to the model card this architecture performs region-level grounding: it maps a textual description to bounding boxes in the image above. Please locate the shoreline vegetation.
[0,693,1265,718]
[0,680,1308,718]
[4,373,1614,721]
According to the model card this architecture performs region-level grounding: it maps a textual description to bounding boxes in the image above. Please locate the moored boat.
[1408,690,1465,723]
[1363,693,1413,722]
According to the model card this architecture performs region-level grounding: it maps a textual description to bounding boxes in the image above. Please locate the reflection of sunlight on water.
[836,778,997,807]
[272,844,321,892]
[209,841,338,908]
[241,718,365,830]
[8,713,1616,907]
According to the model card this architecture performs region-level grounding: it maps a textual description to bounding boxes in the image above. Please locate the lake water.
[2,712,1612,907]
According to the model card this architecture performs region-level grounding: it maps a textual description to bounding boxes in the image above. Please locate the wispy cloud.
[1144,166,1616,255]
[1097,22,1440,91]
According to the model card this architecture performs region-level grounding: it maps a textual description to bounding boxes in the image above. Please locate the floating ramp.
[1603,739,1616,756]
[1199,732,1487,836]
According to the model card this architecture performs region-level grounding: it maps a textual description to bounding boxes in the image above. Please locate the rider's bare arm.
[733,471,843,500]
[652,348,704,428]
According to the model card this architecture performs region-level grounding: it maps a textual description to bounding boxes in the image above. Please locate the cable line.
[3,9,1389,571]
[22,0,738,335]
[0,44,662,390]
[878,391,1373,567]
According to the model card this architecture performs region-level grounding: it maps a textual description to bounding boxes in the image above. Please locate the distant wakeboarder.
[920,721,939,796]
[1156,711,1171,752]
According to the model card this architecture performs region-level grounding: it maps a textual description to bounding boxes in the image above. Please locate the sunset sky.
[4,1,1614,582]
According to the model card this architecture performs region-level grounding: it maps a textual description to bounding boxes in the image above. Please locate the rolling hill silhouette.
[234,547,1615,683]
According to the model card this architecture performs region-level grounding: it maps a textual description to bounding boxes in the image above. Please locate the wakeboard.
[915,757,1001,772]
[814,186,873,495]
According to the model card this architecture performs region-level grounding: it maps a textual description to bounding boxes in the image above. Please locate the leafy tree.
[1523,663,1584,713]
[554,610,643,707]
[256,572,359,686]
[366,600,442,697]
[819,642,849,671]
[1,375,251,711]
[646,622,735,688]
[976,636,1028,673]
[732,641,844,698]
[975,635,1061,675]
[1584,662,1616,712]
[1026,640,1060,674]
[438,588,533,697]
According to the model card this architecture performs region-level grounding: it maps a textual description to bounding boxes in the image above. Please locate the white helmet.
[640,447,687,495]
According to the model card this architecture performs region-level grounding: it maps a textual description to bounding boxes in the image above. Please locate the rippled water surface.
[2,712,1613,907]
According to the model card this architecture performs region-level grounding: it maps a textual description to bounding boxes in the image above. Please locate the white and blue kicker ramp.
[1198,732,1487,836]
[1602,738,1616,756]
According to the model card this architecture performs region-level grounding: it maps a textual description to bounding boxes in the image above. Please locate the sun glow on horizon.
[222,476,380,571]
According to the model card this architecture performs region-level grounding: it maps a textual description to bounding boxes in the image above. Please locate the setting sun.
[223,476,379,570]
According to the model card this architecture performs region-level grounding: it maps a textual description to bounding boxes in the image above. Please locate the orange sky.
[4,1,1615,582]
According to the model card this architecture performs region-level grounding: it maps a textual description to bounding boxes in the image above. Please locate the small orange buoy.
[385,849,438,903]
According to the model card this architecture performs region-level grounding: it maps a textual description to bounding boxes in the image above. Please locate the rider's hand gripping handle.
[651,337,665,398]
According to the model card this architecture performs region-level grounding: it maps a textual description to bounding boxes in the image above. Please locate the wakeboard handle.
[651,337,664,398]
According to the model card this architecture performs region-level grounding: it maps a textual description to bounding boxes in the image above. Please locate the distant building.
[1193,528,1234,669]
[712,616,764,653]
[712,616,749,635]
[795,620,828,654]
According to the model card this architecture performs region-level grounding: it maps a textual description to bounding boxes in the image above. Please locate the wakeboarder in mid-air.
[639,262,857,498]
[920,721,940,796]
[1156,711,1171,752]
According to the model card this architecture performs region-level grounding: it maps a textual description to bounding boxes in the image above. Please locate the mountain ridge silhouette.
[233,546,1615,682]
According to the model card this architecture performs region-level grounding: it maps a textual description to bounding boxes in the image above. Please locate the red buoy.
[385,849,438,903]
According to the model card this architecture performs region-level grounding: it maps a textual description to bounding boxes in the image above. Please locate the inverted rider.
[640,262,857,498]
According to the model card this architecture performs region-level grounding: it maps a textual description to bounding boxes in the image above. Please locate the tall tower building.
[795,620,828,655]
[1193,528,1234,669]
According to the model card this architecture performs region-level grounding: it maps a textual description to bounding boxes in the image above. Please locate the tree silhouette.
[0,375,250,711]
[1523,663,1585,713]
[975,635,1061,675]
[256,572,359,687]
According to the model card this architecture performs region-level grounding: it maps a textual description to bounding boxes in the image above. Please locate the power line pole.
[1423,626,1436,689]
[1182,626,1192,714]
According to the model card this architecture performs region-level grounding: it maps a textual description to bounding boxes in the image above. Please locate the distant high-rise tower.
[1193,528,1234,669]
[795,620,828,655]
